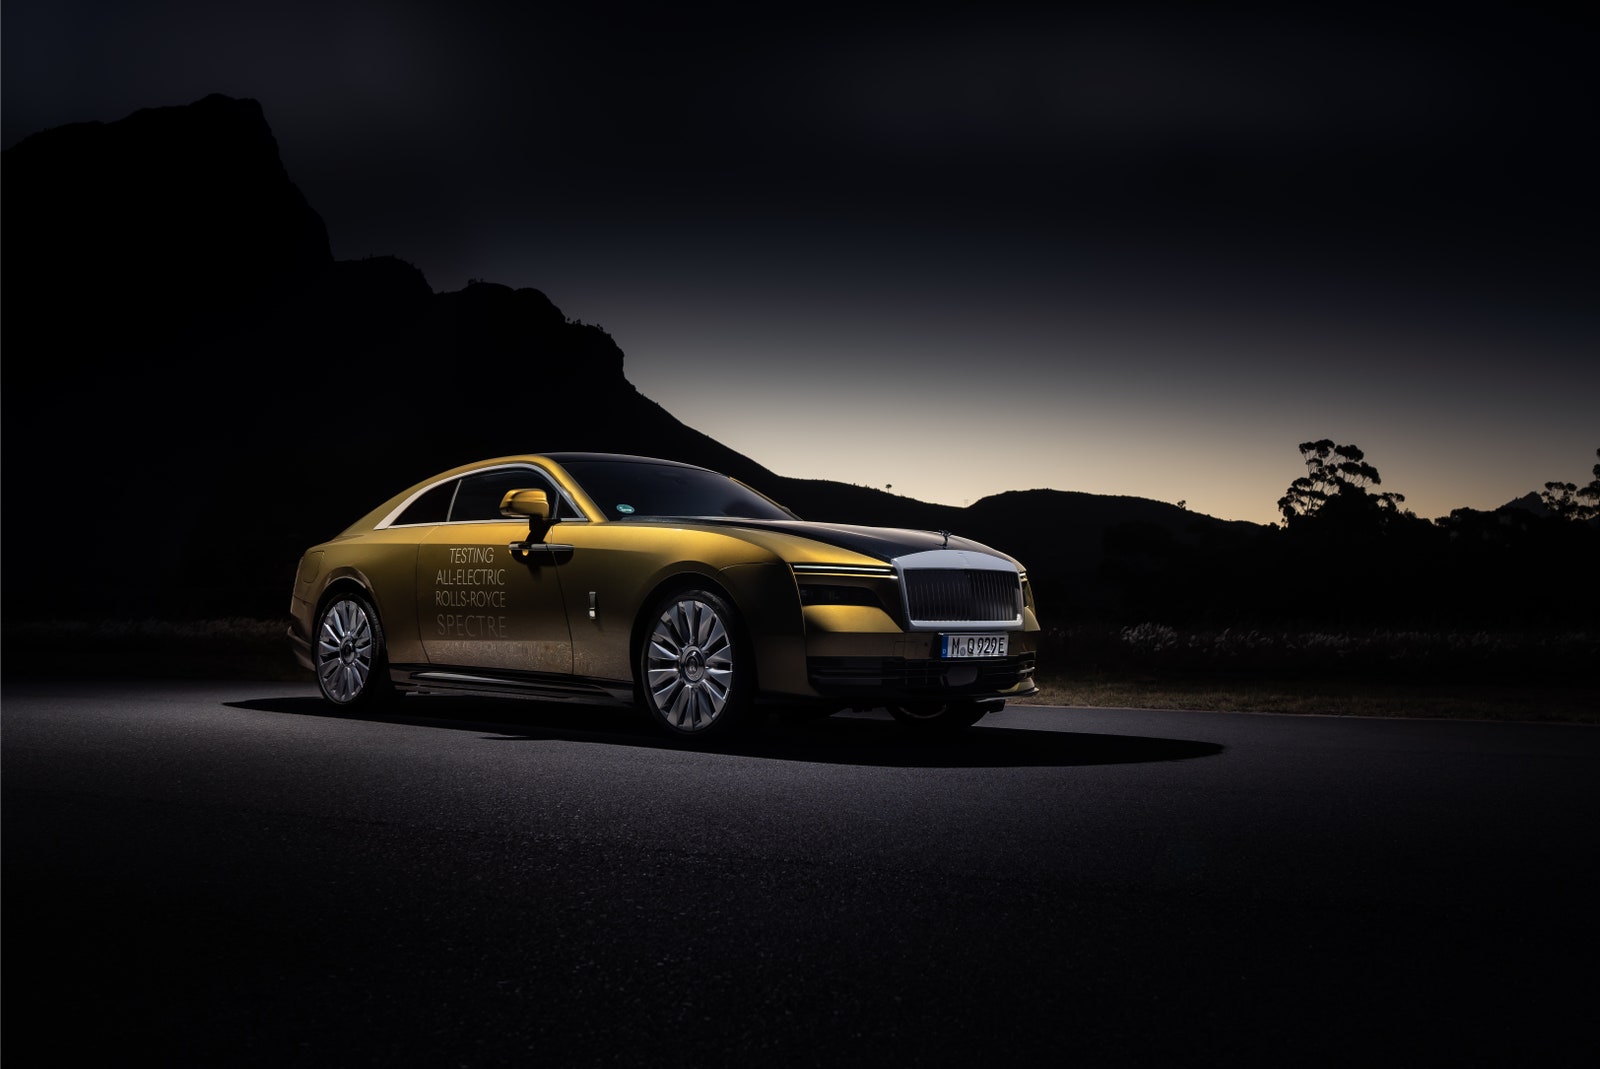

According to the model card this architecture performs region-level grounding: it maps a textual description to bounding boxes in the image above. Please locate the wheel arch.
[628,570,750,694]
[308,580,396,708]
[315,573,376,616]
[306,574,389,668]
[628,559,813,704]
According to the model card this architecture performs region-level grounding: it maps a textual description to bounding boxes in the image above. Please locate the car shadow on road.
[225,694,1223,768]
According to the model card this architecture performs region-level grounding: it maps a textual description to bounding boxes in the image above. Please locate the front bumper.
[808,652,1037,701]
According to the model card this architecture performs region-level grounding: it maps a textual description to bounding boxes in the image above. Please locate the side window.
[393,480,457,526]
[450,468,561,522]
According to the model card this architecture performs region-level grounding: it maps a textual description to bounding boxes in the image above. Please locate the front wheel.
[637,588,752,739]
[887,698,1001,732]
[313,591,394,709]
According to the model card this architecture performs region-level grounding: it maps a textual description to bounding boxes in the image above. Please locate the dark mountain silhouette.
[2,94,330,365]
[1500,492,1548,517]
[8,93,1587,634]
[1,92,1261,623]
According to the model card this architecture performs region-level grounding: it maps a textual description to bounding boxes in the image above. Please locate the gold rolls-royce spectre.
[288,453,1040,738]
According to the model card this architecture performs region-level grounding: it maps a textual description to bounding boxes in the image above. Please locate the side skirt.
[387,663,636,707]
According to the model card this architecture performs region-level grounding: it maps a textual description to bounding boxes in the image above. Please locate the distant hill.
[1,93,1261,621]
[1499,492,1549,517]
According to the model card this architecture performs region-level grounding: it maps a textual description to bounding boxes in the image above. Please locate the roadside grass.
[1015,676,1599,725]
[3,618,1596,725]
[1023,623,1599,725]
[2,617,305,683]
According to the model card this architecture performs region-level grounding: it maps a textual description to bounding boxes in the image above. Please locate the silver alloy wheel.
[316,595,376,704]
[644,596,736,732]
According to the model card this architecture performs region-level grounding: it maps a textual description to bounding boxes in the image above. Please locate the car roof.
[537,452,711,471]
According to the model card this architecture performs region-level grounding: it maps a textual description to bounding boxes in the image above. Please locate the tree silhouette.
[1587,448,1600,516]
[1277,439,1408,525]
[1539,447,1600,521]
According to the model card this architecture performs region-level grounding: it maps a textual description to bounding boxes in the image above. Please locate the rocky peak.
[2,93,332,357]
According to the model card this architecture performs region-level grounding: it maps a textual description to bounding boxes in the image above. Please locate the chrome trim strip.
[905,619,1023,631]
[791,563,897,576]
[401,669,635,705]
[418,670,532,686]
[375,462,584,530]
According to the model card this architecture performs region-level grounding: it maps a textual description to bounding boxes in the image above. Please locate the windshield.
[561,460,796,521]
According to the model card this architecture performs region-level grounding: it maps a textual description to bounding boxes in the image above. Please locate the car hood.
[673,517,1020,567]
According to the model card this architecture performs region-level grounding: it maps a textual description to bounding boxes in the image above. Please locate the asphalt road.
[3,680,1596,1068]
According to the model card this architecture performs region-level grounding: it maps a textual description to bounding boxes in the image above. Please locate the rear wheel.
[887,698,1001,732]
[314,591,394,709]
[638,588,751,739]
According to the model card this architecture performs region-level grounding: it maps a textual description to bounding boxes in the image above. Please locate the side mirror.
[500,489,573,563]
[499,489,550,523]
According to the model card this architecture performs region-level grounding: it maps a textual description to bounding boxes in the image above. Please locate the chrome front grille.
[902,568,1022,625]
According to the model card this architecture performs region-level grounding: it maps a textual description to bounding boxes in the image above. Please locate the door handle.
[510,541,574,560]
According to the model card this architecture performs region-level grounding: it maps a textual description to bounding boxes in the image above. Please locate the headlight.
[791,563,897,615]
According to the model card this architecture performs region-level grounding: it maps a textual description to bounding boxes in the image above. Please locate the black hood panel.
[688,518,1013,564]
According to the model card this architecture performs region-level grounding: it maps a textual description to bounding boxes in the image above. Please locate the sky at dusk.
[4,1,1595,525]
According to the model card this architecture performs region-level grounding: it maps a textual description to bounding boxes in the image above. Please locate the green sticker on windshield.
[616,504,635,514]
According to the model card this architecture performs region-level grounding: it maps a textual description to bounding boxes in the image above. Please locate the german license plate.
[940,633,1008,659]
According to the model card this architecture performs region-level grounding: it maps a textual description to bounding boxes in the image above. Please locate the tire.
[886,698,1001,732]
[637,588,752,738]
[313,591,394,709]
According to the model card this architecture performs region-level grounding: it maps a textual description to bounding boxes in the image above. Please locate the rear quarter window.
[393,480,456,525]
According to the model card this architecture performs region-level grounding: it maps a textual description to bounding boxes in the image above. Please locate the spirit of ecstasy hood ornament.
[939,529,950,548]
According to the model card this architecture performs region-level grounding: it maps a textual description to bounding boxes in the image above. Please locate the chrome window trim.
[375,462,587,529]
